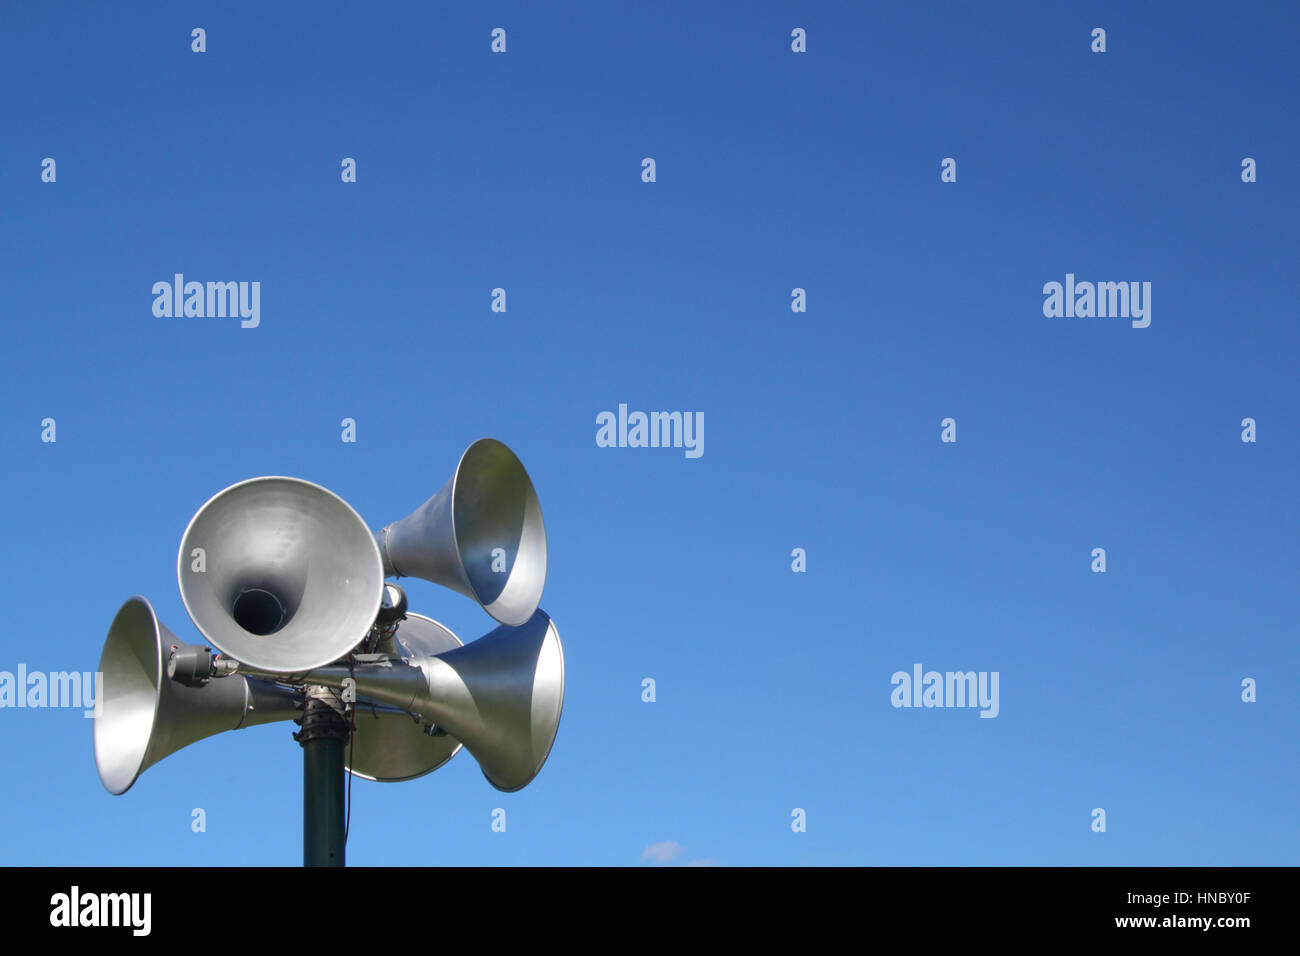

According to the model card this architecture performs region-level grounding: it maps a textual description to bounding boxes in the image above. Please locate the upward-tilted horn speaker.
[375,438,546,627]
[94,596,301,795]
[178,476,385,673]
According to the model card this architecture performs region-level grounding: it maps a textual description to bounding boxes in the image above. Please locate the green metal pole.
[296,686,349,867]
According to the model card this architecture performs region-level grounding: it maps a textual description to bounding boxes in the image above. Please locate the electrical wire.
[344,652,356,844]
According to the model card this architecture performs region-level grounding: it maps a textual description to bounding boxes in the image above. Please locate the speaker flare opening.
[232,587,289,636]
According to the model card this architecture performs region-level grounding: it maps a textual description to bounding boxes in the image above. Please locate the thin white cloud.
[641,841,684,864]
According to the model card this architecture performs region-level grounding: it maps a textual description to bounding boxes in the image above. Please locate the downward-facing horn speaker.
[347,612,464,782]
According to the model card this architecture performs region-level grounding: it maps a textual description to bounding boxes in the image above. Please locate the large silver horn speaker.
[177,476,385,673]
[271,609,564,792]
[374,438,546,627]
[93,596,301,795]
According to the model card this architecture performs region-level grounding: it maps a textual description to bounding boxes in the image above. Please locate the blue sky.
[2,0,1297,866]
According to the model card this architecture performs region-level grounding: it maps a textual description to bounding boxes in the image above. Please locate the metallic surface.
[273,609,565,792]
[177,476,385,673]
[347,613,465,782]
[93,596,302,795]
[375,438,547,627]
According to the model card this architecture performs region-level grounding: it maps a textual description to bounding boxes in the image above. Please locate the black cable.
[344,652,356,844]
